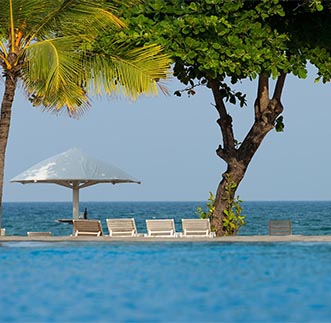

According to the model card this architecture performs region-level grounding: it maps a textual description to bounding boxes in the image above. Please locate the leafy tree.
[112,0,331,235]
[0,0,171,228]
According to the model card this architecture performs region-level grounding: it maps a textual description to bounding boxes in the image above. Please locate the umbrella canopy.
[11,148,141,218]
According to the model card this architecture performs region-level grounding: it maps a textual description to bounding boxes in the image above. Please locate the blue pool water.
[2,201,331,322]
[1,241,331,322]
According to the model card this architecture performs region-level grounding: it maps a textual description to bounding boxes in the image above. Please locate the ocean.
[2,200,331,236]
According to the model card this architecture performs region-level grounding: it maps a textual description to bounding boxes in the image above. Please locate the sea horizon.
[3,199,331,203]
[2,200,331,237]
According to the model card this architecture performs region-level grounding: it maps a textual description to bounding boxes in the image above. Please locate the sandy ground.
[1,235,331,243]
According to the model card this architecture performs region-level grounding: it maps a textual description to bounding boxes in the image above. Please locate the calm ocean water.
[2,201,331,236]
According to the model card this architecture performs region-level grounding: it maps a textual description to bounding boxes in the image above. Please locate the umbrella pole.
[0,206,3,236]
[72,183,80,219]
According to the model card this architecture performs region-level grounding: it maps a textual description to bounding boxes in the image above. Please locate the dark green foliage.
[110,0,331,94]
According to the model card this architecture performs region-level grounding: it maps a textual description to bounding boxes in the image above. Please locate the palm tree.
[0,0,171,229]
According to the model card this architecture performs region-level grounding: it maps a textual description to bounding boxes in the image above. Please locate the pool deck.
[1,235,331,243]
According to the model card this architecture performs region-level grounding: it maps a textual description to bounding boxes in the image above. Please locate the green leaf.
[275,116,284,132]
[229,95,236,105]
[298,68,307,79]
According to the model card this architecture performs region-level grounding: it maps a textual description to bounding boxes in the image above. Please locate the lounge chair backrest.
[106,218,137,236]
[72,219,103,236]
[146,219,176,237]
[268,220,292,235]
[27,231,52,237]
[182,219,211,237]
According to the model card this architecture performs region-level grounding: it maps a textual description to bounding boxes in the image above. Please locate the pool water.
[1,242,331,322]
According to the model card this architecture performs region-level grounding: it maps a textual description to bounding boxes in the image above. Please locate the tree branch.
[239,73,287,164]
[272,71,287,101]
[209,79,236,159]
[255,73,269,119]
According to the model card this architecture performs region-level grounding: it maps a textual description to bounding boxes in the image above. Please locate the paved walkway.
[1,235,331,243]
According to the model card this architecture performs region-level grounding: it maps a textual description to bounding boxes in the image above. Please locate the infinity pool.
[1,242,331,322]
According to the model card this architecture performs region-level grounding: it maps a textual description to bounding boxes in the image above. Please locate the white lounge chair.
[268,220,292,235]
[27,231,52,237]
[145,219,176,237]
[72,219,103,236]
[182,218,214,237]
[0,228,5,236]
[106,218,137,237]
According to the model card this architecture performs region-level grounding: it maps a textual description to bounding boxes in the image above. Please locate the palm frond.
[21,36,89,116]
[25,0,126,46]
[0,0,172,116]
[86,44,172,100]
[0,1,126,51]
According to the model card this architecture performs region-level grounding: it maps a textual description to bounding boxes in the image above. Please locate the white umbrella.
[11,148,141,219]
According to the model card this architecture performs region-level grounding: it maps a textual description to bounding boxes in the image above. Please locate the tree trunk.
[211,161,247,236]
[209,73,286,236]
[0,73,17,228]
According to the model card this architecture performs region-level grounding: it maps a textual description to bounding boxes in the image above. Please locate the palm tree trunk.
[0,73,17,229]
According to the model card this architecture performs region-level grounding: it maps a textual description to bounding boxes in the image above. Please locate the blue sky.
[3,64,331,202]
